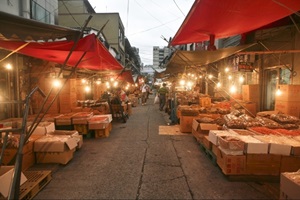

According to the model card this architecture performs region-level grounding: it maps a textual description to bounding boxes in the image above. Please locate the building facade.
[58,0,126,66]
[153,46,171,69]
[0,0,58,24]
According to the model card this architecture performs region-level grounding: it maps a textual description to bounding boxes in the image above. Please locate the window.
[31,0,51,24]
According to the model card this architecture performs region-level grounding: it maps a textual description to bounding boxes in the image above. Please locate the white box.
[270,143,291,156]
[239,136,269,154]
[208,130,235,146]
[254,135,292,156]
[0,166,27,198]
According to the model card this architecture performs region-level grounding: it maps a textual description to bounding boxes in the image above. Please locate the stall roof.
[0,11,81,41]
[115,70,135,84]
[165,43,257,74]
[0,34,124,71]
[171,0,300,45]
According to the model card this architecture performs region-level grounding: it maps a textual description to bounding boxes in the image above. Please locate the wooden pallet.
[19,170,52,200]
[198,142,217,166]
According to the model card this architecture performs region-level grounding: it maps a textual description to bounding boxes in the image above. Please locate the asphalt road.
[34,95,273,199]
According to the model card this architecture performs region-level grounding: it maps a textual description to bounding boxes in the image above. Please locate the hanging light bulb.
[113,81,118,87]
[239,76,245,83]
[216,82,221,88]
[225,67,229,73]
[229,85,237,94]
[85,86,91,92]
[208,74,213,79]
[5,63,12,70]
[276,87,282,96]
[179,79,185,86]
[96,79,101,85]
[81,79,87,84]
[52,79,61,88]
[228,75,232,80]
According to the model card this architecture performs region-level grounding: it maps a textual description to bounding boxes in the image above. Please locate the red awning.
[171,0,300,45]
[0,34,124,71]
[115,70,135,84]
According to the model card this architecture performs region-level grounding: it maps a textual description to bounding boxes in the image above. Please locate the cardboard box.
[28,122,55,135]
[242,84,260,101]
[246,154,281,176]
[54,113,76,126]
[218,135,245,151]
[33,135,78,152]
[239,135,269,154]
[208,130,234,146]
[0,139,34,166]
[0,166,27,198]
[280,156,300,173]
[280,171,300,199]
[94,124,111,138]
[276,84,300,102]
[180,115,197,133]
[88,116,110,130]
[199,97,211,107]
[72,112,93,125]
[254,135,292,156]
[202,136,212,150]
[216,147,246,175]
[240,102,257,117]
[275,100,300,118]
[48,130,83,149]
[36,149,75,165]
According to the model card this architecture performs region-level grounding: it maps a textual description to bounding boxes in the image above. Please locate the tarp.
[115,70,135,84]
[0,34,124,71]
[0,11,80,41]
[171,0,300,45]
[165,43,256,74]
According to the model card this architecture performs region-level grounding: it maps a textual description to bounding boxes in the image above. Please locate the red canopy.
[115,70,135,84]
[0,34,124,71]
[171,0,300,45]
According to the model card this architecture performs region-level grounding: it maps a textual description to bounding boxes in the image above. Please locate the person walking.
[157,83,169,111]
[140,83,149,105]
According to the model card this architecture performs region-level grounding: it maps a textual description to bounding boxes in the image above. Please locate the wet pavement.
[34,95,275,199]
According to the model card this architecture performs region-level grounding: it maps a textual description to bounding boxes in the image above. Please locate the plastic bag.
[154,95,159,104]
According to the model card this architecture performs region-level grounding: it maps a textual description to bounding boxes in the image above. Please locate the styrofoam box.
[208,130,235,146]
[239,135,269,154]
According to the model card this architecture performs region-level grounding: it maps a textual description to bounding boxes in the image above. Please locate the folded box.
[33,135,78,152]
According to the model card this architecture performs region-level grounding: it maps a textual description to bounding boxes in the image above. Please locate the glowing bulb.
[96,80,101,85]
[216,82,221,88]
[229,85,237,93]
[81,79,87,84]
[199,75,203,78]
[239,76,244,83]
[113,81,118,87]
[187,81,193,87]
[228,75,232,80]
[5,63,12,70]
[110,78,114,82]
[276,88,282,96]
[179,79,185,86]
[225,67,229,73]
[208,74,213,79]
[85,86,91,92]
[52,79,61,88]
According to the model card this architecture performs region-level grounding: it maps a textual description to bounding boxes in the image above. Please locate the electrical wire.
[173,0,186,17]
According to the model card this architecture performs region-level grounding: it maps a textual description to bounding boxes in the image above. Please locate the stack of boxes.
[242,84,260,116]
[275,85,300,118]
[88,115,112,138]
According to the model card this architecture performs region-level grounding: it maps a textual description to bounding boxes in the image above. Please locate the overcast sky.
[88,0,194,65]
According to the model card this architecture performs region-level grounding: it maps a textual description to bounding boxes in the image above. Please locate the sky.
[88,0,195,65]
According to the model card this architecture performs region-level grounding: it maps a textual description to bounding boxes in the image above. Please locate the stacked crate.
[88,115,112,138]
[275,85,300,118]
[242,84,260,115]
